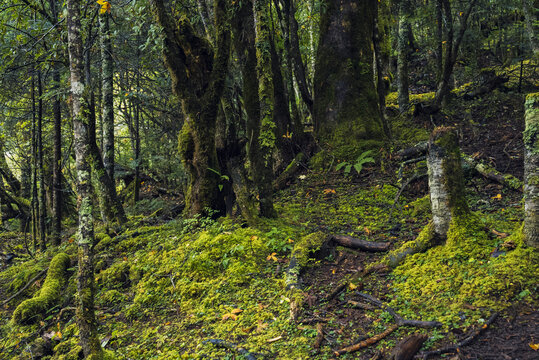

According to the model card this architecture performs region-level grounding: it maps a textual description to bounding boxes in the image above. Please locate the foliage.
[335,150,375,176]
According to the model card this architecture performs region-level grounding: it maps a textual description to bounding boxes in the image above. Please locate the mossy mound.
[12,253,71,325]
[389,216,538,329]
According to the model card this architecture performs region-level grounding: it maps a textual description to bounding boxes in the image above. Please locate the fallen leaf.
[266,253,278,261]
[323,188,336,194]
[491,193,502,200]
[231,308,243,315]
[222,313,238,321]
[491,229,508,238]
[529,343,539,350]
[348,283,358,290]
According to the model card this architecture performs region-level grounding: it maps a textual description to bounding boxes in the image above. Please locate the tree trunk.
[66,0,105,357]
[397,0,410,113]
[522,0,538,55]
[253,0,277,217]
[314,0,384,154]
[435,0,443,83]
[31,74,39,251]
[151,0,230,216]
[373,1,391,138]
[427,126,469,240]
[52,65,62,245]
[523,94,539,248]
[37,70,47,251]
[100,12,115,181]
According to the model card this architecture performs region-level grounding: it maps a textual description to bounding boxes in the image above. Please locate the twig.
[334,324,399,356]
[324,282,347,303]
[417,313,498,359]
[388,172,428,223]
[2,268,47,306]
[313,323,324,349]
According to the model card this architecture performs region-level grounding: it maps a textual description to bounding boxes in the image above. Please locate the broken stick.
[334,324,399,356]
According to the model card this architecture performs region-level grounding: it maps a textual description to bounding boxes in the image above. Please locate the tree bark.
[314,0,384,152]
[397,0,410,112]
[37,70,47,250]
[523,95,539,248]
[66,0,105,357]
[100,12,115,181]
[427,126,469,239]
[151,0,230,216]
[52,65,62,245]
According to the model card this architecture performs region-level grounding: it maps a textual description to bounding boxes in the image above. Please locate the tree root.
[203,339,262,360]
[417,312,498,359]
[334,324,399,356]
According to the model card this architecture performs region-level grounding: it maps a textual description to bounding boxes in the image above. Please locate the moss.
[383,222,435,268]
[12,253,71,325]
[390,215,538,329]
[290,232,327,268]
[96,261,130,289]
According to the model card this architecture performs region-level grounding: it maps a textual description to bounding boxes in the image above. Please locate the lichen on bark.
[523,94,539,248]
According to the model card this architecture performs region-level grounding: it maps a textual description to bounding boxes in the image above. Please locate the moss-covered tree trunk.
[67,0,105,357]
[37,70,47,250]
[524,94,539,248]
[427,126,469,240]
[151,0,230,216]
[397,0,410,113]
[253,0,277,217]
[313,0,384,154]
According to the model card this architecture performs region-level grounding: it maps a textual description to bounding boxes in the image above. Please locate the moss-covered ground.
[1,78,538,359]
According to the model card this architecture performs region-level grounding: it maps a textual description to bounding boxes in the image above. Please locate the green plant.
[208,167,230,191]
[335,150,375,176]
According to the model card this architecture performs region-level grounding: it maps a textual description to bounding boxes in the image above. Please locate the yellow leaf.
[231,308,243,315]
[332,269,336,275]
[96,0,107,4]
[287,238,294,243]
[491,193,502,200]
[459,11,464,16]
[222,313,237,321]
[530,343,539,350]
[348,283,358,290]
[165,322,170,325]
[250,235,258,241]
[56,331,62,339]
[266,253,278,261]
[364,227,372,235]
[323,188,336,194]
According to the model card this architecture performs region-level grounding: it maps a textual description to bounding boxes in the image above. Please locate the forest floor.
[1,89,538,359]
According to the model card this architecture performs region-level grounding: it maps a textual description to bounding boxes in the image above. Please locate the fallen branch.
[356,292,442,329]
[391,334,428,360]
[462,155,522,191]
[324,282,348,303]
[388,172,428,223]
[334,324,399,356]
[329,235,390,252]
[417,312,498,359]
[2,269,47,306]
[313,323,324,349]
[203,339,260,360]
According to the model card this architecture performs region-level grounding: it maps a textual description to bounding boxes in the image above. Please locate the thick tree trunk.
[100,13,115,181]
[314,0,384,153]
[397,1,410,113]
[524,95,539,248]
[66,0,105,357]
[253,0,277,217]
[152,0,230,216]
[427,126,469,239]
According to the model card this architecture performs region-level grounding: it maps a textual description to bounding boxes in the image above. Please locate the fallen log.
[418,312,498,359]
[462,155,522,191]
[2,269,47,306]
[313,323,324,349]
[329,235,390,252]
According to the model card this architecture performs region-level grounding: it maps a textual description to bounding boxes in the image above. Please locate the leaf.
[348,283,358,290]
[323,188,336,194]
[222,313,237,321]
[353,163,363,174]
[335,162,347,171]
[529,343,539,350]
[266,253,278,261]
[218,184,223,192]
[344,164,352,175]
[491,193,502,200]
[231,308,243,315]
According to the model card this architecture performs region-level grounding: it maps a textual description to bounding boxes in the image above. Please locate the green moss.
[383,222,435,268]
[12,253,71,325]
[96,261,130,289]
[290,232,327,268]
[390,216,538,329]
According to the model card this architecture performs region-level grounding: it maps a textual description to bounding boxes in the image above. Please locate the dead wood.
[356,292,443,329]
[2,269,47,306]
[313,323,324,349]
[462,155,522,191]
[345,300,375,311]
[395,142,428,161]
[334,324,399,356]
[391,334,428,360]
[417,312,498,359]
[324,282,348,302]
[329,235,390,252]
[273,152,305,191]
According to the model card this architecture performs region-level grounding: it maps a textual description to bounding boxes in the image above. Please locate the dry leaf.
[231,308,243,315]
[491,193,502,200]
[323,188,336,194]
[529,343,539,350]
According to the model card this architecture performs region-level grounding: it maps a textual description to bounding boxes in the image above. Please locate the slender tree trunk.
[31,74,39,251]
[436,0,443,83]
[523,95,539,248]
[100,12,115,181]
[397,0,410,112]
[37,70,47,250]
[66,0,105,357]
[52,65,62,245]
[373,2,391,138]
[522,0,538,55]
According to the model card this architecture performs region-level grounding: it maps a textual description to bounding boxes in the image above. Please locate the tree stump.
[427,126,469,240]
[524,94,539,249]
